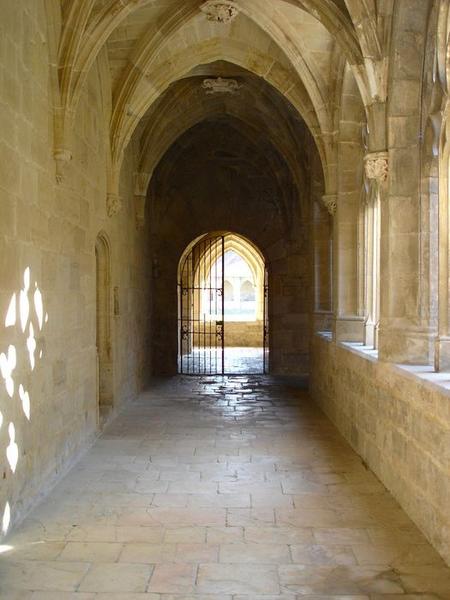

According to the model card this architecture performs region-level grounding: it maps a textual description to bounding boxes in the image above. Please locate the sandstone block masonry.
[311,335,450,565]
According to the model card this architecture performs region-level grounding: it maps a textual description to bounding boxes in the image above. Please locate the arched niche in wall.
[95,232,114,420]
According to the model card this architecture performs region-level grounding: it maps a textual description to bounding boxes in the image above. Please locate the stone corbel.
[106,166,122,217]
[135,195,146,228]
[200,1,239,23]
[54,148,72,184]
[134,172,151,228]
[53,100,76,184]
[322,194,337,216]
[364,151,389,183]
[107,193,122,218]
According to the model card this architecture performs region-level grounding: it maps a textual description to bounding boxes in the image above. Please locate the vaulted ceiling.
[53,0,393,204]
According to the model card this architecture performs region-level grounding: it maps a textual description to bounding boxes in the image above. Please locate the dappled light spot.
[5,294,16,328]
[19,288,29,333]
[34,284,43,330]
[19,385,30,420]
[0,410,3,430]
[1,503,10,535]
[0,345,17,398]
[23,267,30,290]
[6,423,18,473]
[0,545,12,554]
[27,323,36,371]
[19,268,31,333]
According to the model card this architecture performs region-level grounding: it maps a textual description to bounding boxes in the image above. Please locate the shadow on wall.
[0,268,49,538]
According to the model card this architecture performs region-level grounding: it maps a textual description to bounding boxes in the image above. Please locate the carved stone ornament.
[202,77,241,94]
[200,1,239,23]
[364,151,389,183]
[107,193,122,218]
[322,194,337,216]
[54,148,72,184]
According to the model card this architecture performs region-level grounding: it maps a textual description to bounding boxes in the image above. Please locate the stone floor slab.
[1,375,448,597]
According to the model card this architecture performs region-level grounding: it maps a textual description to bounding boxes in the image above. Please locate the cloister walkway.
[1,376,449,598]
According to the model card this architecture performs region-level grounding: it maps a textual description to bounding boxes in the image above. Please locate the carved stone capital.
[322,194,337,216]
[54,148,72,184]
[200,1,239,23]
[107,193,122,218]
[202,77,241,94]
[364,151,389,183]
[135,194,146,228]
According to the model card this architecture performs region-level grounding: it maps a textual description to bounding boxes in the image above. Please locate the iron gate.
[178,234,225,374]
[263,266,269,373]
[178,233,269,375]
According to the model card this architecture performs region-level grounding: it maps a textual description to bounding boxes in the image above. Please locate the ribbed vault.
[52,0,394,210]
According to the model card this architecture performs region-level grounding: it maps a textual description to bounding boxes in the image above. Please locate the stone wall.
[223,321,263,347]
[0,2,150,538]
[192,321,263,348]
[311,335,450,565]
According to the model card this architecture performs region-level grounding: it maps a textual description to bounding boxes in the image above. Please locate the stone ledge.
[334,337,450,398]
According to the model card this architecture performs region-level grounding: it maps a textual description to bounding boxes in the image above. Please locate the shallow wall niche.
[95,233,113,418]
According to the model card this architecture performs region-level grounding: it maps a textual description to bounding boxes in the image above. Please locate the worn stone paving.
[179,347,264,375]
[1,376,449,599]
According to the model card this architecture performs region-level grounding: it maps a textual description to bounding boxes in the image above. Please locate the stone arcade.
[0,0,450,596]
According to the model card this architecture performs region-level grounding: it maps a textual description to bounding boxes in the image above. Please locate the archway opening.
[178,232,268,375]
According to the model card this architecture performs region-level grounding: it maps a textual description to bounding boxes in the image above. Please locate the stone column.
[313,197,333,332]
[378,0,436,364]
[435,111,450,369]
[363,152,387,347]
[434,4,450,371]
[332,183,365,344]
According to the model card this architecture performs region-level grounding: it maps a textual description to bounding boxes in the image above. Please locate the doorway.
[177,232,269,375]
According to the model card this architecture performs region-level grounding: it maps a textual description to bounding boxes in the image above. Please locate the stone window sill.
[315,333,450,397]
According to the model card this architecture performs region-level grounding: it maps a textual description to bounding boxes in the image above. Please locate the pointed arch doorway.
[178,232,269,375]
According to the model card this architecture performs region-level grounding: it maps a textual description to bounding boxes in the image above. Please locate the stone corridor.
[0,376,449,599]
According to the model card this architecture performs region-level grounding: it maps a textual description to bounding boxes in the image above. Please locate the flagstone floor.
[1,375,449,599]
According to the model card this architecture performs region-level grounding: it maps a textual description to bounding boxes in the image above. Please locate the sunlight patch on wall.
[2,503,11,535]
[18,385,30,420]
[20,268,30,333]
[6,423,18,473]
[5,295,16,328]
[1,267,49,538]
[0,345,16,397]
